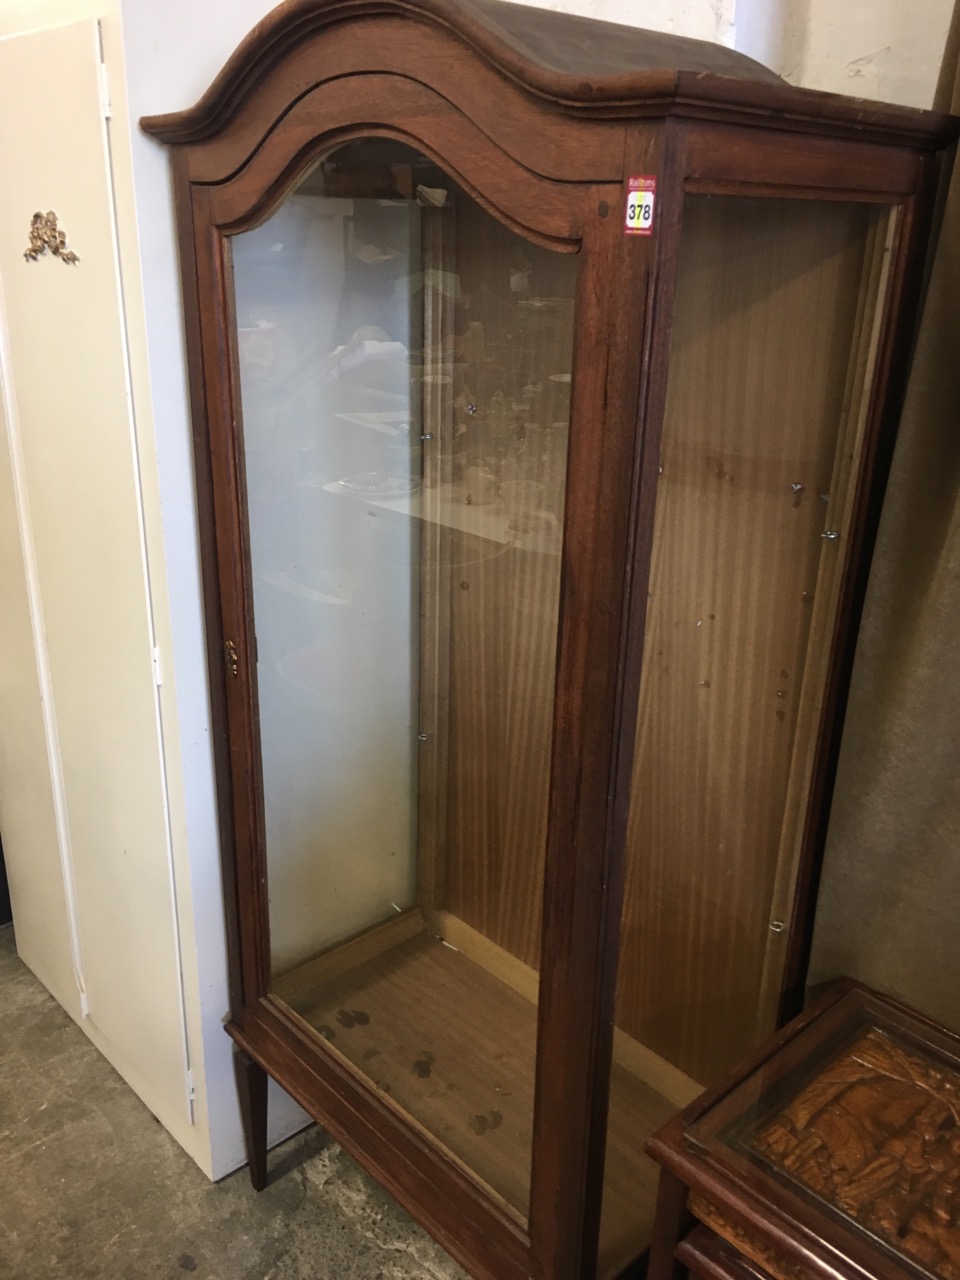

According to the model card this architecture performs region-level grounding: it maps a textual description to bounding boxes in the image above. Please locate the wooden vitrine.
[141,4,957,1278]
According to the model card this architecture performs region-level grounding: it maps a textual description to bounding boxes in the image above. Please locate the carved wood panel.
[747,1027,960,1279]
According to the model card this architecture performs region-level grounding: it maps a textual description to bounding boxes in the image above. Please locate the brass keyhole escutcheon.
[224,639,239,678]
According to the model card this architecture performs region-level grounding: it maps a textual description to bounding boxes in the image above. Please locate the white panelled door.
[0,19,192,1131]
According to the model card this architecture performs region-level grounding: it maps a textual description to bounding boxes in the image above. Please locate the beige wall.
[783,0,952,107]
[735,0,954,106]
[807,11,960,1027]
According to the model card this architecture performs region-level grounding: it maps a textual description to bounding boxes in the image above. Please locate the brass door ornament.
[23,211,79,265]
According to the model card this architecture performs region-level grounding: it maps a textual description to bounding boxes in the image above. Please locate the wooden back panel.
[615,195,884,1083]
[430,196,576,968]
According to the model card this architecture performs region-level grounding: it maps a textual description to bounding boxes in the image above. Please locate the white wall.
[118,0,324,1176]
[736,0,955,107]
[233,198,420,975]
[501,0,734,43]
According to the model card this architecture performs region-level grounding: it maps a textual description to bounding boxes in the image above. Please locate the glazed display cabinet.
[142,3,957,1278]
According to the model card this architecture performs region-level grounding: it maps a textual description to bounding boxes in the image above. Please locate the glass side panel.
[597,195,896,1278]
[230,140,576,1221]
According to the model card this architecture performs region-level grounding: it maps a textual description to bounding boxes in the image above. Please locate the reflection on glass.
[230,140,577,1220]
[597,195,894,1277]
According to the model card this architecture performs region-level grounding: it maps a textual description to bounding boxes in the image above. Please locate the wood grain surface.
[615,195,879,1084]
[690,1196,809,1280]
[436,194,575,968]
[676,1223,778,1280]
[748,1027,960,1280]
[278,923,677,1268]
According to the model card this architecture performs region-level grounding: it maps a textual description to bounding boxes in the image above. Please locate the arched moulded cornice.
[140,0,957,150]
[209,114,587,251]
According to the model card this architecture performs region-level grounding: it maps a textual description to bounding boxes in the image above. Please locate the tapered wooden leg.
[646,1168,691,1280]
[233,1045,268,1191]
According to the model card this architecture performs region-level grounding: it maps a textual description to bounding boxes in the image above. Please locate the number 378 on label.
[625,176,657,236]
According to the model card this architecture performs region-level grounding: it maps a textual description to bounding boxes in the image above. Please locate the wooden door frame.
[157,61,648,1280]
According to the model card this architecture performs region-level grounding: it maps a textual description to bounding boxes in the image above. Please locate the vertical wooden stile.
[756,208,899,1034]
[417,202,456,922]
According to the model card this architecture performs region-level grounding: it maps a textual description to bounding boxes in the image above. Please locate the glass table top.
[686,989,960,1280]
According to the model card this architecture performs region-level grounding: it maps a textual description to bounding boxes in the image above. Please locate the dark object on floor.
[0,835,12,926]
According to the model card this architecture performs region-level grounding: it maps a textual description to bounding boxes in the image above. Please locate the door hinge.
[152,646,163,687]
[98,60,112,119]
[185,1067,196,1122]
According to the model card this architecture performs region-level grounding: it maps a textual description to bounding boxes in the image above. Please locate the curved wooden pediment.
[205,74,591,247]
[140,0,956,154]
[146,13,629,189]
[140,0,771,145]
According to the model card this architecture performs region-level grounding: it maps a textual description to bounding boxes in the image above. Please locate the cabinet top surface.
[443,0,783,84]
[677,988,960,1280]
[140,0,957,149]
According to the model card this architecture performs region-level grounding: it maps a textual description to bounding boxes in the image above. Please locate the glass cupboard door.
[597,194,896,1277]
[228,139,577,1222]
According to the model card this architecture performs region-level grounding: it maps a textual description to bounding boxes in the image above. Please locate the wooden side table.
[645,981,960,1280]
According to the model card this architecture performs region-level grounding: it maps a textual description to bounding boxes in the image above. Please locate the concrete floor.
[0,925,469,1280]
